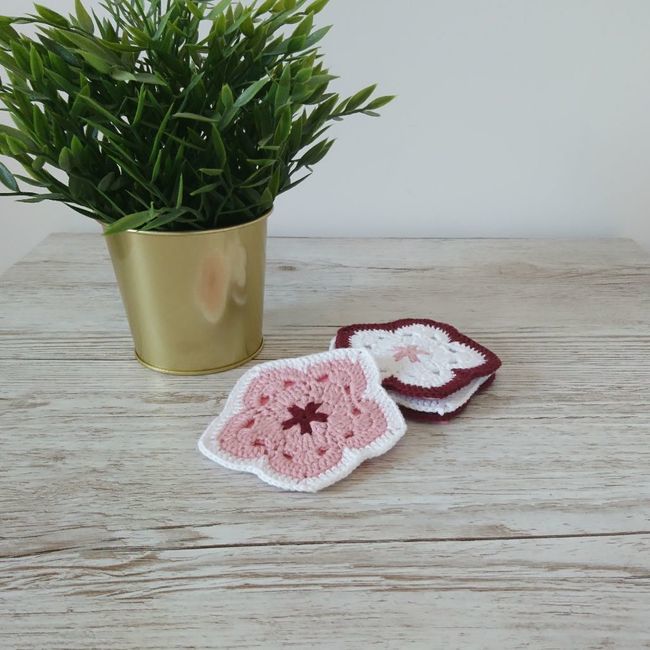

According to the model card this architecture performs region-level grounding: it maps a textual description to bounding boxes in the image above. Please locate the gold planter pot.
[104,212,269,375]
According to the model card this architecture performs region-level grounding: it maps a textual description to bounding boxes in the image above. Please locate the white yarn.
[346,323,486,389]
[389,374,492,415]
[330,329,492,416]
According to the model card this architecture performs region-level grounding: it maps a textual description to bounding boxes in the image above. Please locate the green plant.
[0,0,394,233]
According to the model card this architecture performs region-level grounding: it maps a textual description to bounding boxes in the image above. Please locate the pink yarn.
[218,357,388,480]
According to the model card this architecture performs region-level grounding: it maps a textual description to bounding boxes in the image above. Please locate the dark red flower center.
[282,402,329,435]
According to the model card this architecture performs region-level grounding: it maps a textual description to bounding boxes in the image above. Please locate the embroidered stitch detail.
[392,345,429,363]
[282,402,329,435]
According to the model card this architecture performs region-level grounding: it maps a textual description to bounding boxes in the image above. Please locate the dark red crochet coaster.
[333,318,501,400]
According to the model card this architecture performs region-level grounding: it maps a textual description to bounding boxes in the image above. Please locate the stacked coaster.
[332,319,501,422]
[198,349,407,493]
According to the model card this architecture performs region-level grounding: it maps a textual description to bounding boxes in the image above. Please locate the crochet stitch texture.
[397,374,496,422]
[198,349,407,492]
[334,318,501,399]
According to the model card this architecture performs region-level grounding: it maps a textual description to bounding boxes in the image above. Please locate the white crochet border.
[198,348,407,493]
[389,374,493,414]
[330,338,492,416]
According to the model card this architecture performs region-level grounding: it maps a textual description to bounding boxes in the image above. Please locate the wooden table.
[1,235,649,649]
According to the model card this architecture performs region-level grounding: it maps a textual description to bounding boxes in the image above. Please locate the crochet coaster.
[333,318,501,400]
[396,374,496,423]
[198,349,407,493]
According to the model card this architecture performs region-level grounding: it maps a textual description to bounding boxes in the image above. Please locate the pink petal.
[242,367,312,410]
[306,359,368,399]
[219,411,284,460]
[266,424,344,479]
[331,399,388,449]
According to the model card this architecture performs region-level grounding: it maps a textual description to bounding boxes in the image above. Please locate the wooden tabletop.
[1,235,649,649]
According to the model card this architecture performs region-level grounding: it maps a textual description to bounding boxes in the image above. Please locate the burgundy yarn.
[334,318,502,400]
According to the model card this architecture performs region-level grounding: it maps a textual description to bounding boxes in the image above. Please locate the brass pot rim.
[101,209,272,237]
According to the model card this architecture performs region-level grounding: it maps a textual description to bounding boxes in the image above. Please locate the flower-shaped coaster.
[332,319,501,420]
[198,349,407,493]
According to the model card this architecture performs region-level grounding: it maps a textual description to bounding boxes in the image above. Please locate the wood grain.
[1,537,649,649]
[1,235,650,648]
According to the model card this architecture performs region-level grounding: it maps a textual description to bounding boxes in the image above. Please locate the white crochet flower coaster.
[198,349,407,493]
[333,319,501,399]
[331,319,501,421]
[392,374,496,422]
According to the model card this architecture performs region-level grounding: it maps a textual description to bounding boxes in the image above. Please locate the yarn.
[332,319,501,421]
[198,348,407,492]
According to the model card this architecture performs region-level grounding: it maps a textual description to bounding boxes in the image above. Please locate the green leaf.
[235,77,270,110]
[273,106,292,145]
[31,156,46,172]
[58,147,73,172]
[10,42,30,73]
[306,0,330,13]
[111,69,136,82]
[71,135,84,158]
[303,25,331,48]
[365,95,396,111]
[18,193,67,204]
[173,112,219,124]
[79,51,114,74]
[104,209,156,235]
[32,106,49,142]
[255,0,276,17]
[133,72,167,85]
[150,149,163,182]
[293,13,313,38]
[33,5,69,27]
[75,0,95,33]
[295,67,312,84]
[241,15,255,37]
[275,65,291,114]
[0,161,19,191]
[29,46,44,82]
[211,125,227,167]
[208,0,232,19]
[148,104,174,167]
[77,94,125,126]
[132,85,147,126]
[221,84,234,109]
[260,187,273,207]
[0,125,35,149]
[6,137,28,156]
[298,138,334,167]
[190,182,220,197]
[97,172,116,192]
[175,174,184,208]
[141,207,188,231]
[199,168,224,176]
[345,84,378,112]
[14,174,48,188]
[62,32,119,65]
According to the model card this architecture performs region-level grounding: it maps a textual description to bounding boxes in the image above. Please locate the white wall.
[2,0,650,273]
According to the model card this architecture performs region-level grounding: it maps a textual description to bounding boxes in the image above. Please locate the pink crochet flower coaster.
[198,349,407,493]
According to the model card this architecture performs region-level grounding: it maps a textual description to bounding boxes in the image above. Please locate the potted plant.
[0,0,394,374]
